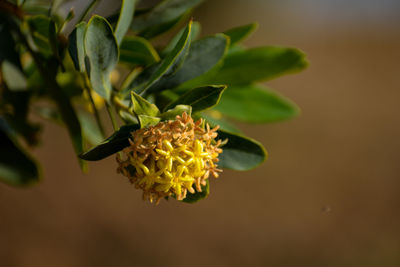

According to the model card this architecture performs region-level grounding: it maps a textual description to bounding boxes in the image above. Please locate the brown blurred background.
[1,0,400,266]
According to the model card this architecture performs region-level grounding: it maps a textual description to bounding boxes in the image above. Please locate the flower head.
[116,113,223,204]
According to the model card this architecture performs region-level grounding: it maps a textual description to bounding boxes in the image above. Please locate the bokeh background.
[1,0,400,266]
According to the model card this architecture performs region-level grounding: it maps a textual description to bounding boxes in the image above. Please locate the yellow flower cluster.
[116,113,223,204]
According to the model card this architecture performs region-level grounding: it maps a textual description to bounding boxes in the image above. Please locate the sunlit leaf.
[217,130,267,171]
[80,124,140,161]
[148,34,229,93]
[160,104,192,120]
[161,21,201,56]
[138,114,160,128]
[114,0,136,45]
[215,85,299,123]
[68,22,87,72]
[119,36,160,66]
[26,15,53,56]
[223,23,258,45]
[181,179,209,203]
[201,112,241,134]
[131,91,160,117]
[182,46,308,87]
[0,122,41,186]
[126,21,192,96]
[165,85,226,113]
[84,15,118,101]
[1,61,28,91]
[131,0,203,38]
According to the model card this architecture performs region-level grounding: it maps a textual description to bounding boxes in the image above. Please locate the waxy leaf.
[36,106,103,147]
[215,85,299,123]
[85,16,118,101]
[68,22,87,72]
[148,34,229,93]
[80,124,140,161]
[131,92,160,117]
[1,61,27,91]
[26,15,53,56]
[120,36,160,66]
[77,111,104,146]
[78,0,100,22]
[161,21,201,56]
[0,16,20,67]
[165,85,226,113]
[128,21,192,96]
[114,0,136,45]
[138,115,161,128]
[217,130,267,171]
[3,91,41,146]
[223,23,258,45]
[52,82,86,171]
[184,46,308,87]
[182,179,209,203]
[37,56,86,170]
[0,123,40,186]
[202,112,241,134]
[160,105,192,120]
[131,0,203,38]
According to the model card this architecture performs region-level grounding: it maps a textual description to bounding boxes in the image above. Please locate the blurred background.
[1,0,400,266]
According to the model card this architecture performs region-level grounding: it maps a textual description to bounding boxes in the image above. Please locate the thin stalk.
[83,75,106,137]
[113,95,130,112]
[106,102,118,131]
[78,0,99,22]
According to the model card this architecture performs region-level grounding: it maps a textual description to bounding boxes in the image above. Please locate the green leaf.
[148,34,229,93]
[0,122,41,186]
[48,20,59,58]
[0,16,21,67]
[217,130,267,171]
[84,15,119,101]
[201,112,241,134]
[39,58,87,170]
[140,10,191,40]
[2,91,41,146]
[128,20,192,96]
[114,0,136,45]
[64,8,75,25]
[131,92,160,116]
[160,104,192,120]
[78,0,99,22]
[26,15,53,56]
[131,0,203,38]
[1,61,28,91]
[215,85,299,123]
[68,22,87,72]
[223,23,258,45]
[119,36,160,66]
[161,21,201,56]
[52,87,86,171]
[183,46,308,87]
[77,111,104,146]
[35,105,103,147]
[80,124,140,161]
[138,115,161,128]
[118,109,139,124]
[165,85,226,113]
[182,179,209,203]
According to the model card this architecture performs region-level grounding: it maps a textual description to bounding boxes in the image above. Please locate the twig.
[78,0,99,22]
[83,75,106,137]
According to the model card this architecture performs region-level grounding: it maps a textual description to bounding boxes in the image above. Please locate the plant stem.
[78,0,99,22]
[113,96,130,112]
[83,75,106,137]
[106,102,118,131]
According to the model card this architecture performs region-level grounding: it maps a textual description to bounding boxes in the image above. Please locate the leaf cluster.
[0,0,308,202]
